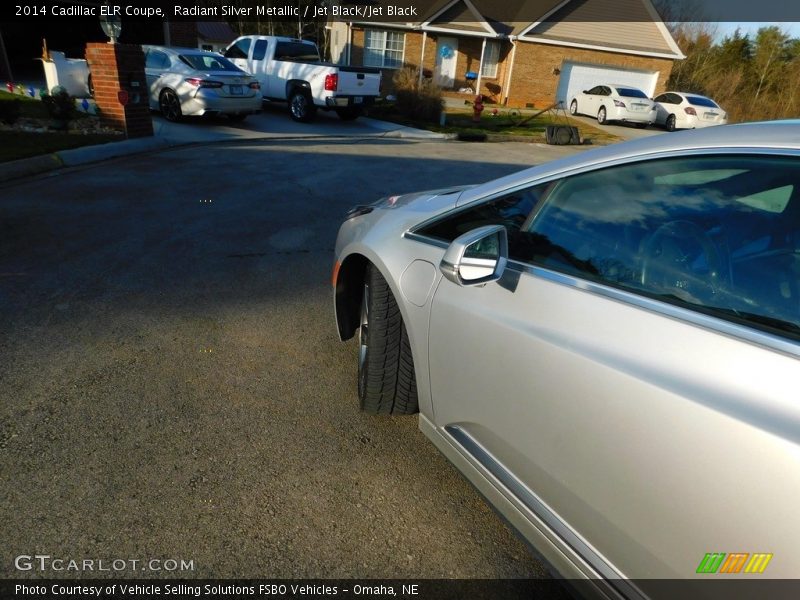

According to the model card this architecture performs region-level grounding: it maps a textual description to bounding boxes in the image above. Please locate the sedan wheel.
[666,114,677,132]
[597,106,607,125]
[569,99,578,115]
[357,264,418,415]
[159,89,183,122]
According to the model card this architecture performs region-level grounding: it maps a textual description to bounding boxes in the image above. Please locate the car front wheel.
[358,264,418,415]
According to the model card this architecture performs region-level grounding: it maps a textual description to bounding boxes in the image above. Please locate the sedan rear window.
[178,54,242,72]
[686,95,719,108]
[617,88,648,98]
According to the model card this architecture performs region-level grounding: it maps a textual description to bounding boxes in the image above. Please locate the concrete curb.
[0,117,449,184]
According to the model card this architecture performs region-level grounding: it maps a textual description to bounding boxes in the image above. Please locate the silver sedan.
[144,46,262,122]
[333,122,800,594]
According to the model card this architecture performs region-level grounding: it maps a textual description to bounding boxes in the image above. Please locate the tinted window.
[224,38,251,59]
[617,87,648,98]
[274,42,320,62]
[687,95,719,108]
[417,184,553,264]
[253,39,268,61]
[587,86,603,94]
[145,50,169,70]
[654,94,669,103]
[524,156,800,340]
[179,54,242,72]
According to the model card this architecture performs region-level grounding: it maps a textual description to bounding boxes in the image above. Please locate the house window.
[364,29,405,68]
[480,41,500,78]
[201,44,213,52]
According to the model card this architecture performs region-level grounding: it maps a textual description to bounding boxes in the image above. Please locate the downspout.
[347,22,352,65]
[503,37,518,106]
[418,31,427,89]
[163,18,171,47]
[476,37,486,95]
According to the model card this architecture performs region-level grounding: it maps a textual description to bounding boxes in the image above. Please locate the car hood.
[372,184,477,211]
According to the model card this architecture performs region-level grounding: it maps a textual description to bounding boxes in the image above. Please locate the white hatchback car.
[144,46,262,122]
[569,84,657,127]
[654,91,729,131]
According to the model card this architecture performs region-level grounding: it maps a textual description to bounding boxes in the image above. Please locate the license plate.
[631,103,646,112]
[704,112,718,119]
[229,85,243,96]
[354,96,363,104]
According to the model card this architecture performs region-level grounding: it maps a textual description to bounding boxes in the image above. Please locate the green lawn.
[0,131,120,163]
[0,90,121,163]
[368,103,621,144]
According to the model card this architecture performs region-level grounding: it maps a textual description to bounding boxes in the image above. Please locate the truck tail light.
[684,106,697,116]
[185,78,223,88]
[324,73,338,91]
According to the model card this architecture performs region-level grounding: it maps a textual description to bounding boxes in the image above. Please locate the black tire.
[288,88,316,122]
[336,106,362,121]
[357,264,418,415]
[666,114,677,132]
[597,106,607,125]
[159,88,183,122]
[569,99,578,115]
[227,113,248,122]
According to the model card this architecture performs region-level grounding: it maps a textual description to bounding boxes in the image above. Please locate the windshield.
[617,88,648,98]
[687,95,719,108]
[179,54,242,72]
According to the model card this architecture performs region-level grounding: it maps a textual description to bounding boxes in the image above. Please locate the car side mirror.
[440,225,508,287]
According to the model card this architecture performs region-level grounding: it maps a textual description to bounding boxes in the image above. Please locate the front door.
[434,37,458,88]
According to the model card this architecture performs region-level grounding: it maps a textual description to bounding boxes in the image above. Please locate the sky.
[713,21,800,41]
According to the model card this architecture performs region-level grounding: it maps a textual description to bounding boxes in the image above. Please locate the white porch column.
[476,37,486,95]
[418,31,427,88]
[503,38,518,106]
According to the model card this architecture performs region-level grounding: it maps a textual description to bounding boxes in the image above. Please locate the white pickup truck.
[224,35,381,122]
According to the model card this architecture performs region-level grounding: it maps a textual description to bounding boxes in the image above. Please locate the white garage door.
[555,61,659,108]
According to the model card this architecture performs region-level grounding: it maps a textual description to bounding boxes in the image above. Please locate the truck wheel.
[336,107,362,121]
[358,263,419,415]
[289,89,316,122]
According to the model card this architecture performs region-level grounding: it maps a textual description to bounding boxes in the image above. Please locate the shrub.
[42,86,75,127]
[392,68,443,123]
[0,97,21,124]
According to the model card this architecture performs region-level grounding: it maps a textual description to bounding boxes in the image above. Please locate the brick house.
[328,0,684,108]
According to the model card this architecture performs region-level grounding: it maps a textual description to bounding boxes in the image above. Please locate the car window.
[669,93,684,104]
[654,94,668,103]
[601,86,612,96]
[687,95,719,108]
[416,184,550,260]
[179,54,242,72]
[274,42,320,62]
[145,50,169,70]
[253,39,268,61]
[617,87,648,98]
[225,38,251,59]
[523,156,800,340]
[587,86,603,95]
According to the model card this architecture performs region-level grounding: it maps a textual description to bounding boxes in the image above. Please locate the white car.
[654,91,729,131]
[144,46,262,122]
[569,84,657,127]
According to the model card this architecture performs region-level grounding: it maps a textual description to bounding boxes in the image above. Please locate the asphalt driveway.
[1,138,587,580]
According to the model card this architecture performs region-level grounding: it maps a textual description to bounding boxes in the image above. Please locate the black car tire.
[666,114,677,132]
[159,89,183,122]
[336,107,362,121]
[288,89,316,123]
[597,106,607,125]
[358,264,419,415]
[569,99,578,115]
